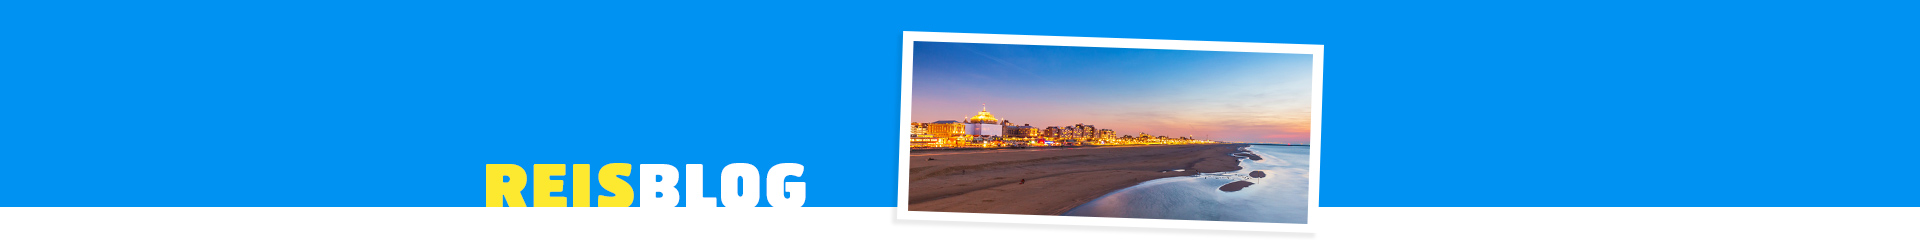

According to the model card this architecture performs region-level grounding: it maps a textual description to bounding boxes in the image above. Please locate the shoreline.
[907,143,1251,215]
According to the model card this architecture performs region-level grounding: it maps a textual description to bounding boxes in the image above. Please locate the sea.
[1060,145,1310,224]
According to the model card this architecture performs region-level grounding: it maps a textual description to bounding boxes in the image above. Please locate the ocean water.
[1061,145,1310,224]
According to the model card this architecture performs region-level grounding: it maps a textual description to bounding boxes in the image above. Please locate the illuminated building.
[909,137,944,147]
[1003,124,1039,138]
[962,106,1002,136]
[1044,124,1096,140]
[927,120,965,138]
[909,123,929,137]
[1072,124,1095,140]
[908,105,1216,148]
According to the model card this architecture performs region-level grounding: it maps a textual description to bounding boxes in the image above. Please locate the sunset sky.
[911,41,1313,144]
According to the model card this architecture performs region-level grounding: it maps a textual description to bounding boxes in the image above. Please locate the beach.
[907,144,1250,215]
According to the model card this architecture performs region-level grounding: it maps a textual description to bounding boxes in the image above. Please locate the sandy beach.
[908,143,1251,215]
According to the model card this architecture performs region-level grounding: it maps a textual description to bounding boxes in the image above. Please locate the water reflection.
[1061,145,1309,224]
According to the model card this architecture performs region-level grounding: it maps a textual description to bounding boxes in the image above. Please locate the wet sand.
[908,144,1248,215]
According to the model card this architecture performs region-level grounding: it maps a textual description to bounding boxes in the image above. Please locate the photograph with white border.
[898,31,1322,232]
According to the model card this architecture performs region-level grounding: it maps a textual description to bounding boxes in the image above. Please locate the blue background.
[3,1,1916,207]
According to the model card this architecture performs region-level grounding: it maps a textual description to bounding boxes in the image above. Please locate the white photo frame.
[896,31,1323,233]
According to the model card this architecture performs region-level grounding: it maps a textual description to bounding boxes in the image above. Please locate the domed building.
[962,105,1002,136]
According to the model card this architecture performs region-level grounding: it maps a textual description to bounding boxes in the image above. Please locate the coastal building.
[1080,124,1095,139]
[908,105,1217,148]
[1047,124,1094,140]
[909,137,945,147]
[1042,126,1063,139]
[927,120,965,138]
[909,123,929,137]
[962,106,1002,136]
[1003,124,1039,138]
